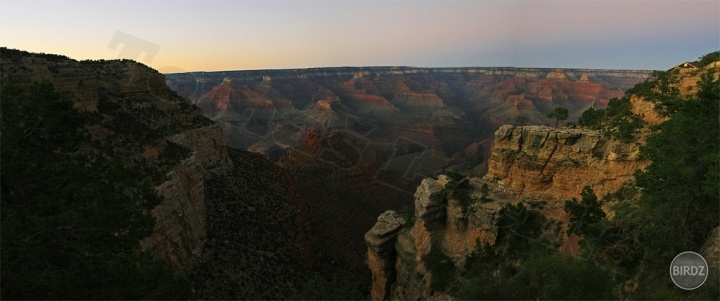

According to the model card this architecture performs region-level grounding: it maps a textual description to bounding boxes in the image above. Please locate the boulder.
[414,178,446,224]
[365,211,407,254]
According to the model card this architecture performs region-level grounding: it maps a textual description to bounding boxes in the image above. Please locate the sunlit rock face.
[484,125,650,200]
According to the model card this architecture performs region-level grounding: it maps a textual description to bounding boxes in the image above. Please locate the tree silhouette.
[547,107,568,128]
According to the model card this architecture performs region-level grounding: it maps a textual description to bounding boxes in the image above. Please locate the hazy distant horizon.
[1,0,718,73]
[159,65,661,75]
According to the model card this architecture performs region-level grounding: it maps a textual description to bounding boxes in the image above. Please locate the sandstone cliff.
[364,126,653,300]
[481,62,720,202]
[484,125,649,200]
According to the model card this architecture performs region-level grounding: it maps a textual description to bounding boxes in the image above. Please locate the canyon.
[3,46,717,300]
[167,67,651,187]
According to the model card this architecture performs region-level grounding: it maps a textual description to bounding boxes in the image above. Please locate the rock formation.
[366,176,504,300]
[366,211,406,300]
[365,126,651,299]
[140,125,229,268]
[484,125,649,200]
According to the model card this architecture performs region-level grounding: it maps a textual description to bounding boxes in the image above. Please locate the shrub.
[578,106,605,128]
[444,171,472,206]
[697,51,720,68]
[457,250,614,300]
[578,96,644,141]
[423,251,455,292]
[289,274,365,300]
[497,203,548,253]
[564,186,606,238]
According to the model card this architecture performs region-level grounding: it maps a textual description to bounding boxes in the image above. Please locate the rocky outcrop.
[414,179,447,228]
[1,51,170,112]
[366,177,503,300]
[484,125,649,200]
[366,124,651,299]
[365,211,407,300]
[140,125,230,268]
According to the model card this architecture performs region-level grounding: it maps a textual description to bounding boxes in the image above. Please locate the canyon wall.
[140,125,230,268]
[1,48,230,270]
[167,66,652,203]
[166,67,652,177]
[484,125,649,200]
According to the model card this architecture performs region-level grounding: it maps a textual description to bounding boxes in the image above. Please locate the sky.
[1,0,718,73]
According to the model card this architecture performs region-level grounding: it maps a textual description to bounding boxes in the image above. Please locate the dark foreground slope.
[1,48,217,298]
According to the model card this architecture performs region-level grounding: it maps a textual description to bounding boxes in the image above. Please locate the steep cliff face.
[2,48,348,299]
[140,126,229,268]
[484,125,649,200]
[366,211,407,300]
[1,48,230,270]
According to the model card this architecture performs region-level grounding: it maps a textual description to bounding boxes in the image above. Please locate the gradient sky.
[1,0,718,73]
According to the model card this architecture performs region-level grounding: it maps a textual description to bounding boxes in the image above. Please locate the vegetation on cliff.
[577,94,645,140]
[631,69,719,298]
[458,244,614,300]
[696,51,720,68]
[391,57,719,300]
[0,82,186,299]
[559,67,719,299]
[443,171,473,205]
[547,107,569,128]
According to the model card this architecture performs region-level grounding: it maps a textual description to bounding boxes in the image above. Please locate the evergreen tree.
[635,70,719,262]
[564,186,606,239]
[547,107,568,128]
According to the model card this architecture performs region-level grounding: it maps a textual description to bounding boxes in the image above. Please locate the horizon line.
[164,65,661,75]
